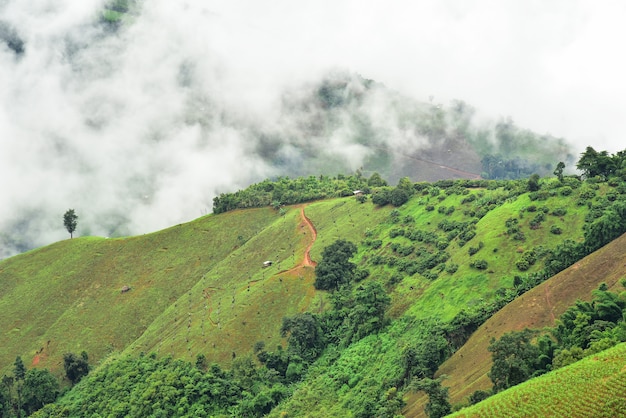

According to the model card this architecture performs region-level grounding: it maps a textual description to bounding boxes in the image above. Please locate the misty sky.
[1,0,624,256]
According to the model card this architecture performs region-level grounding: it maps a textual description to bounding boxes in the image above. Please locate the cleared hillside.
[449,342,626,417]
[0,208,279,375]
[403,232,626,417]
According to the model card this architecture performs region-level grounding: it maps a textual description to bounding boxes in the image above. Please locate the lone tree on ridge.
[63,209,78,238]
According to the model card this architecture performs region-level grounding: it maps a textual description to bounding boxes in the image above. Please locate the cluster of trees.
[35,353,290,418]
[212,173,376,214]
[483,283,626,398]
[1,357,58,417]
[28,146,626,417]
[213,172,423,214]
[1,352,89,417]
[576,146,626,180]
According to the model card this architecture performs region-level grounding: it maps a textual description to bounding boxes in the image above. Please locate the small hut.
[121,285,131,293]
[262,261,273,268]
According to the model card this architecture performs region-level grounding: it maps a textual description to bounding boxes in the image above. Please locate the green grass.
[0,208,278,375]
[449,342,626,418]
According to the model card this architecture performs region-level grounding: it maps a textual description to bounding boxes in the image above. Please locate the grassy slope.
[0,208,277,375]
[403,232,626,418]
[449,342,626,418]
[123,204,328,365]
[269,184,597,416]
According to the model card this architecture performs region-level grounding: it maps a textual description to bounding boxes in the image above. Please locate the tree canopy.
[314,239,357,291]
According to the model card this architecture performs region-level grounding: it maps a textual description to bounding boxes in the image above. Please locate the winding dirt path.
[301,206,317,267]
[544,283,556,322]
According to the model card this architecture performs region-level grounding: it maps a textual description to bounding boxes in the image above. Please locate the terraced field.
[449,342,626,418]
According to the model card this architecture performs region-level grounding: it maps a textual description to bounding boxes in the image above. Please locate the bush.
[551,207,567,216]
[560,186,573,196]
[469,259,488,270]
[516,259,530,271]
[550,225,563,235]
[389,228,405,238]
[391,188,410,207]
[445,263,459,274]
[512,231,525,241]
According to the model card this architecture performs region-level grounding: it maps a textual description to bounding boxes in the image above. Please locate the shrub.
[512,231,526,241]
[550,225,563,235]
[446,263,459,274]
[551,207,567,216]
[391,188,410,207]
[389,228,405,238]
[560,186,573,196]
[470,259,488,270]
[436,240,449,250]
[387,273,403,286]
[516,259,530,271]
[468,246,481,256]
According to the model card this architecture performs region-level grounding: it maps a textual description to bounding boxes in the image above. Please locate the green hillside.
[0,208,279,375]
[448,342,626,417]
[2,148,626,416]
[404,231,626,417]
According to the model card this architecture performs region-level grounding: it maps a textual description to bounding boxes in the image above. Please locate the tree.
[367,172,387,187]
[13,356,26,415]
[314,239,357,291]
[280,313,324,362]
[553,161,565,182]
[13,356,26,381]
[63,209,78,239]
[576,146,615,179]
[390,188,410,207]
[371,187,392,206]
[63,351,89,384]
[22,368,59,414]
[412,377,452,418]
[488,329,542,392]
[527,173,540,192]
[347,281,391,341]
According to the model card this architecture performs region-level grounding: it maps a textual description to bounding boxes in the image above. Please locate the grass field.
[0,207,278,375]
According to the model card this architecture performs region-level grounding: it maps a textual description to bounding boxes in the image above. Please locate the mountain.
[2,165,626,416]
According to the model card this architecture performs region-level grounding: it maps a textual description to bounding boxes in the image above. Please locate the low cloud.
[0,0,623,257]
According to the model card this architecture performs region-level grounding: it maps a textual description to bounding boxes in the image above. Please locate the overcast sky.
[212,0,625,150]
[1,0,624,255]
